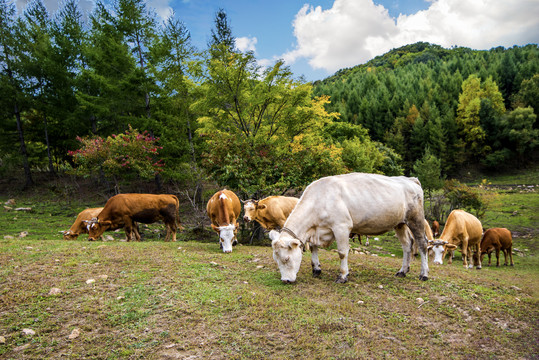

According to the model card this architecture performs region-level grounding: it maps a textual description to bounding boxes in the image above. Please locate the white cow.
[270,173,429,283]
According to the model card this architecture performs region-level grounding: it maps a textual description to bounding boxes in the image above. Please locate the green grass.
[0,176,538,359]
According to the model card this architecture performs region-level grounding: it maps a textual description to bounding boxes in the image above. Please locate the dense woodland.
[1,0,538,199]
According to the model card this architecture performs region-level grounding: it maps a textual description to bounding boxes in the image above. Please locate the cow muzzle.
[281,279,295,284]
[243,215,251,222]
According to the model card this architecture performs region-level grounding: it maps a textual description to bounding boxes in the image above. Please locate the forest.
[1,0,538,199]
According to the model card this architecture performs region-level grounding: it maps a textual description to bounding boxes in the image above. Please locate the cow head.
[270,230,303,283]
[217,224,238,253]
[60,230,79,241]
[84,218,112,241]
[242,200,266,223]
[428,240,457,265]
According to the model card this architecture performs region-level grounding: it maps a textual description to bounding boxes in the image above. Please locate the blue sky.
[17,0,539,82]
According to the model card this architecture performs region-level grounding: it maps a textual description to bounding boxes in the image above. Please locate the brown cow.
[242,196,298,230]
[431,220,440,237]
[207,190,241,253]
[86,194,181,242]
[428,210,483,269]
[62,208,103,240]
[480,228,514,267]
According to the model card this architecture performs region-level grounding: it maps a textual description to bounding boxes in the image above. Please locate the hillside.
[312,42,539,174]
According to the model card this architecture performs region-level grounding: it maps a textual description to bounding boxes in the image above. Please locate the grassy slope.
[0,174,537,359]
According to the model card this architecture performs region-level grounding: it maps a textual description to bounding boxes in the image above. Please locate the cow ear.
[446,244,458,249]
[269,230,280,243]
[289,239,301,250]
[258,204,267,210]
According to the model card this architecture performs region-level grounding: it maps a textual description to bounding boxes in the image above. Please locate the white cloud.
[284,0,539,74]
[236,36,258,53]
[148,0,173,21]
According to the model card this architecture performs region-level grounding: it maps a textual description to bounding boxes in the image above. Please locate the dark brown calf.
[431,220,440,237]
[480,228,514,267]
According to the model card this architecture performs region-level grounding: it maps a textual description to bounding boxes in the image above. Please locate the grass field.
[0,174,537,359]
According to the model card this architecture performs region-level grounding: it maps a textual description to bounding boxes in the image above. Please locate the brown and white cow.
[61,208,103,240]
[270,173,429,283]
[207,190,241,253]
[242,196,298,230]
[86,194,181,242]
[480,228,514,267]
[428,210,483,269]
[431,220,440,237]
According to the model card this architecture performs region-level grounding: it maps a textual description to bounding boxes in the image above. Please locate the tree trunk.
[43,112,56,176]
[14,103,34,188]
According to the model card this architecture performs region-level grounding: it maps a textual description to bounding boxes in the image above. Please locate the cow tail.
[174,195,184,231]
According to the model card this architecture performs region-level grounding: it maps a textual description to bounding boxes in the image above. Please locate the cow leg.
[395,224,412,277]
[133,222,141,241]
[461,239,470,268]
[123,217,134,241]
[333,227,350,283]
[407,219,429,281]
[310,245,322,277]
[496,248,501,267]
[508,246,514,266]
[487,251,492,266]
[472,243,481,269]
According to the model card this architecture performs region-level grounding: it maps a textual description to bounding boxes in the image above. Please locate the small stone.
[378,285,384,289]
[5,199,15,206]
[515,297,520,302]
[357,300,365,305]
[510,286,521,291]
[116,296,125,301]
[19,231,29,238]
[0,336,6,344]
[49,288,62,295]
[22,328,35,336]
[474,307,481,311]
[4,235,14,240]
[243,281,248,284]
[25,246,33,250]
[210,261,219,266]
[256,265,264,269]
[97,245,107,249]
[391,254,395,257]
[68,328,80,339]
[86,279,95,284]
[177,247,182,250]
[105,235,114,241]
[416,297,425,304]
[98,275,108,280]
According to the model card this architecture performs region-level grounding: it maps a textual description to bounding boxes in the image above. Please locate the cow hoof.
[476,266,482,270]
[335,276,348,284]
[419,275,428,281]
[510,264,514,267]
[395,271,406,278]
[312,268,322,277]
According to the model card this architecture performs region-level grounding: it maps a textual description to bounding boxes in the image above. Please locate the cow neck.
[218,194,230,226]
[281,207,310,246]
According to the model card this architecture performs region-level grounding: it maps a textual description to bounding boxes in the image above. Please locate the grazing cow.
[431,220,440,237]
[242,196,298,230]
[428,210,482,269]
[86,194,181,242]
[61,208,104,240]
[269,173,429,284]
[480,228,514,267]
[207,190,241,253]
